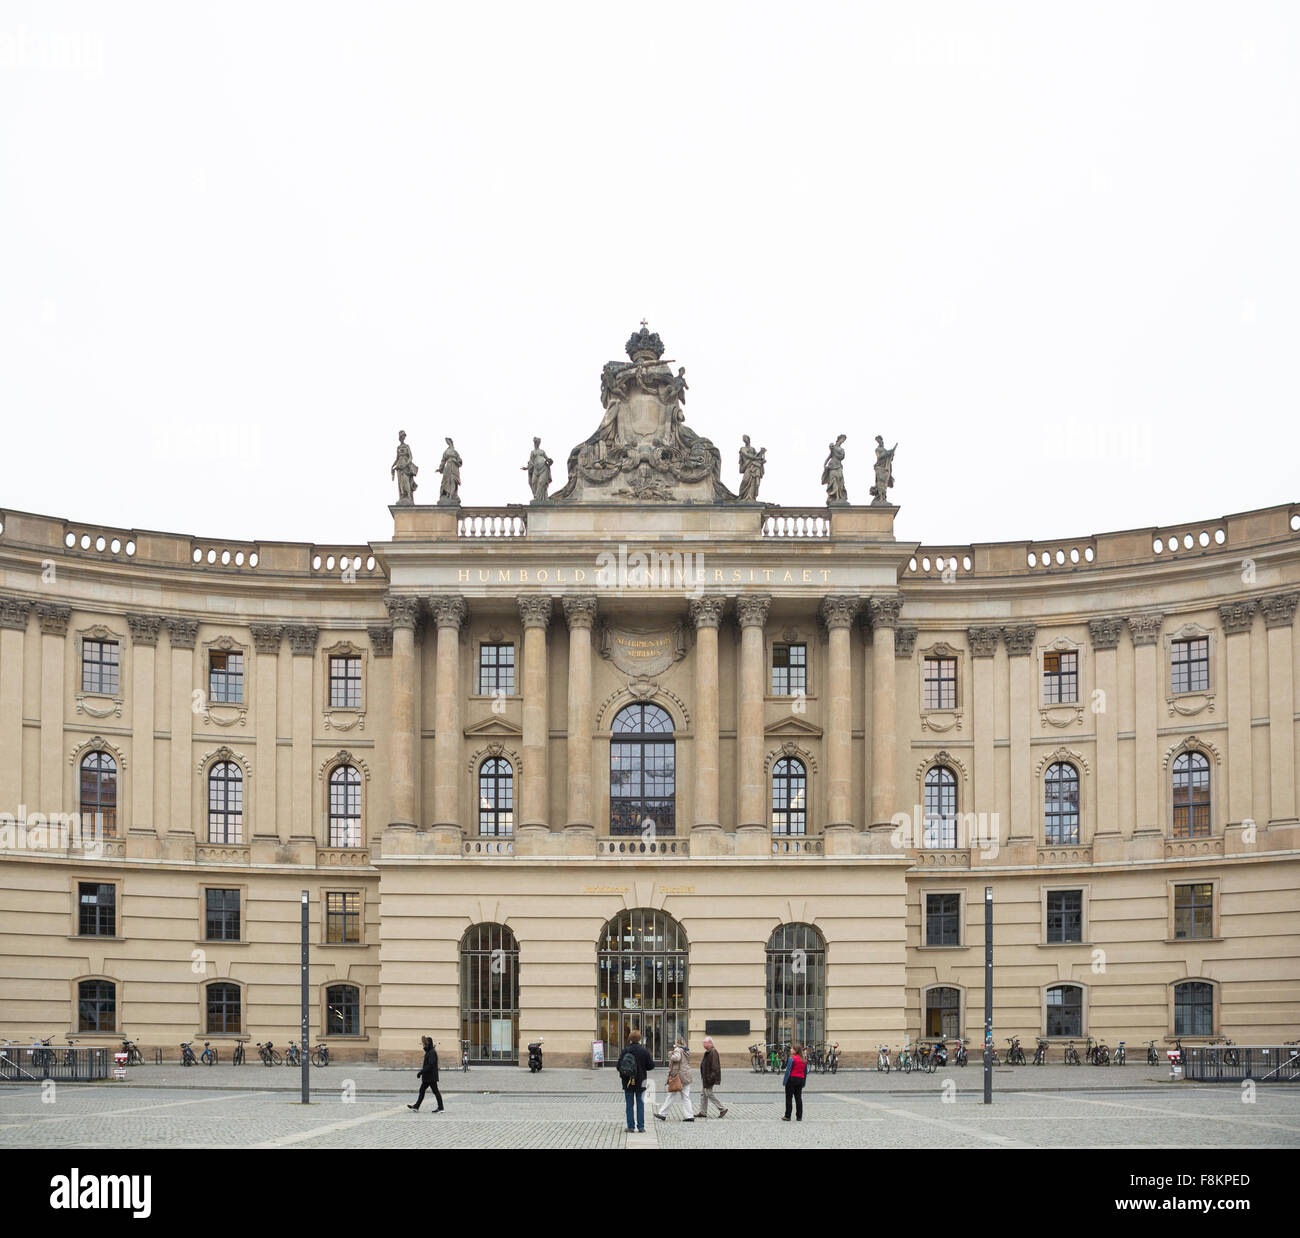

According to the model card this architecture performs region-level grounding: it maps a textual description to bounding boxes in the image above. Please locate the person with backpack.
[617,1028,655,1133]
[782,1043,807,1121]
[654,1037,693,1123]
[696,1035,728,1118]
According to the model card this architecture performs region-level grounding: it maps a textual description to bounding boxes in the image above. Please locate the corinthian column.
[1004,623,1037,844]
[563,596,597,834]
[1127,613,1164,834]
[867,596,902,828]
[1261,591,1299,824]
[821,595,861,832]
[385,596,421,829]
[429,594,467,832]
[736,594,771,832]
[1217,601,1257,827]
[1089,617,1123,848]
[690,596,726,835]
[518,595,553,835]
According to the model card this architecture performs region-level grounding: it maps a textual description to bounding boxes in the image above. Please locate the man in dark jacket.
[408,1036,444,1112]
[617,1029,655,1133]
[696,1035,728,1118]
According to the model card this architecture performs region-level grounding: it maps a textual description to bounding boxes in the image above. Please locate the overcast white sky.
[1,2,1297,550]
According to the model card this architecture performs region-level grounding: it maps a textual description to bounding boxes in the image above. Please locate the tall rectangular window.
[478,643,515,695]
[1046,890,1083,943]
[78,882,116,936]
[329,656,362,708]
[770,643,807,696]
[925,893,961,946]
[326,891,361,944]
[1171,637,1209,694]
[923,656,957,710]
[81,639,120,695]
[208,650,244,704]
[204,888,241,941]
[1042,650,1078,704]
[1174,883,1213,939]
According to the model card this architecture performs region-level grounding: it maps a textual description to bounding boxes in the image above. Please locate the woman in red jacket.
[782,1044,807,1121]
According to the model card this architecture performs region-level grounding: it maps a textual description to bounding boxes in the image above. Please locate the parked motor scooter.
[931,1039,949,1067]
[527,1038,544,1072]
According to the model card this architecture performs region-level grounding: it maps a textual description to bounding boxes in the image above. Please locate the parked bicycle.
[1113,1041,1126,1066]
[1005,1036,1026,1065]
[461,1040,471,1072]
[1063,1040,1081,1065]
[256,1041,282,1066]
[749,1043,767,1073]
[825,1042,839,1074]
[62,1038,78,1067]
[284,1041,302,1067]
[120,1036,143,1067]
[180,1041,198,1067]
[1032,1037,1048,1065]
[32,1037,55,1071]
[896,1043,912,1072]
[232,1042,245,1066]
[1145,1039,1159,1065]
[954,1037,968,1067]
[875,1044,892,1073]
[1092,1039,1110,1066]
[311,1043,330,1067]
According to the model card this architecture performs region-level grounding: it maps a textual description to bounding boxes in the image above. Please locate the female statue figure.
[522,437,553,503]
[391,430,418,505]
[738,435,766,502]
[870,435,897,506]
[822,434,848,505]
[437,437,462,506]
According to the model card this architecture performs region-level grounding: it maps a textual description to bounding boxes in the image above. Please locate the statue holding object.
[391,430,418,505]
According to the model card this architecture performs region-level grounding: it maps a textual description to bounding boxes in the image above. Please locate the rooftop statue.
[437,437,462,506]
[822,434,848,506]
[391,430,418,505]
[738,435,766,502]
[870,435,897,506]
[550,325,736,503]
[523,437,553,503]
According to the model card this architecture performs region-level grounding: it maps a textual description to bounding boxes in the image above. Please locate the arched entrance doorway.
[597,908,688,1065]
[459,923,520,1063]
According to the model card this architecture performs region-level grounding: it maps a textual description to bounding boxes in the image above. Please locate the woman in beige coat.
[654,1038,694,1122]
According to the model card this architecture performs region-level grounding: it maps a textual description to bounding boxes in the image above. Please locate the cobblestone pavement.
[0,1080,1296,1149]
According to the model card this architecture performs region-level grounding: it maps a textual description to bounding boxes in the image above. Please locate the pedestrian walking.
[655,1037,694,1122]
[696,1035,728,1118]
[408,1036,444,1112]
[616,1028,655,1133]
[782,1044,807,1121]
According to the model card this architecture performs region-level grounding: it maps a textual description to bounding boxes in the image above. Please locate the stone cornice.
[126,613,162,646]
[367,624,394,657]
[735,593,771,629]
[1260,591,1299,629]
[1126,612,1165,646]
[689,595,726,629]
[1002,623,1037,657]
[165,617,199,649]
[1217,600,1257,636]
[967,625,1001,658]
[819,595,861,631]
[1087,616,1124,651]
[0,596,34,631]
[517,594,554,630]
[284,624,319,656]
[36,603,71,637]
[428,594,468,630]
[562,595,598,630]
[248,623,283,655]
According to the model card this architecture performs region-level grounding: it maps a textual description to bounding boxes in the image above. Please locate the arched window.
[1172,752,1210,838]
[328,764,362,848]
[597,909,687,1065]
[208,762,243,844]
[478,758,514,837]
[1046,984,1083,1037]
[79,752,118,837]
[325,983,361,1036]
[925,986,960,1039]
[205,981,241,1034]
[609,703,675,835]
[1044,762,1080,845]
[765,923,825,1049]
[923,765,957,848]
[77,979,116,1033]
[460,924,520,1063]
[771,757,807,836]
[1174,981,1214,1036]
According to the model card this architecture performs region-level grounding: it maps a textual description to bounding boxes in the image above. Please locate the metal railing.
[1183,1045,1300,1082]
[0,1046,110,1082]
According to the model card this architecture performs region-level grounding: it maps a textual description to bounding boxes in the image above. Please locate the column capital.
[518,594,554,630]
[0,596,33,632]
[1002,623,1037,657]
[1217,600,1257,636]
[367,623,394,657]
[284,624,319,656]
[35,603,71,637]
[1260,591,1299,629]
[384,594,422,630]
[165,617,199,649]
[562,595,598,630]
[1126,612,1164,646]
[866,594,903,630]
[248,623,283,655]
[1088,616,1124,651]
[894,624,918,658]
[967,625,1002,658]
[428,593,468,631]
[126,613,163,647]
[689,595,726,629]
[819,594,861,631]
[735,593,771,629]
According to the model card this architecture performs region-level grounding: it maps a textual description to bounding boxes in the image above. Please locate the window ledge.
[198,939,249,947]
[319,941,367,948]
[918,944,965,950]
[68,934,123,942]
[1166,936,1224,944]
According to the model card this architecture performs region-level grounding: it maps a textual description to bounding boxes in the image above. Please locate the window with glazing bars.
[770,644,806,696]
[925,893,960,945]
[771,757,806,835]
[326,984,360,1035]
[1044,762,1080,844]
[326,891,361,943]
[1171,637,1209,693]
[78,882,115,936]
[205,888,241,941]
[208,762,243,843]
[478,643,515,695]
[328,764,362,847]
[206,982,241,1033]
[923,656,957,710]
[1174,883,1213,939]
[80,751,117,836]
[81,639,119,695]
[1046,890,1083,943]
[478,758,513,836]
[1046,985,1082,1036]
[329,655,362,708]
[1171,752,1210,837]
[1174,981,1213,1036]
[923,766,957,847]
[1042,649,1077,704]
[78,980,116,1032]
[208,650,244,703]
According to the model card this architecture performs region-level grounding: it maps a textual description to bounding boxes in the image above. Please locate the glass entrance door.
[596,909,688,1066]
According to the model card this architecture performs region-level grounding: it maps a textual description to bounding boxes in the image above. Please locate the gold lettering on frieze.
[451,565,834,585]
[657,885,695,895]
[583,885,630,894]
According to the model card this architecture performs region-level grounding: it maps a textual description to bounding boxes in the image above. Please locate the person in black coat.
[408,1036,444,1112]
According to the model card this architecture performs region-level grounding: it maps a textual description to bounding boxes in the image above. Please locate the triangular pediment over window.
[463,715,524,738]
[764,715,823,739]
